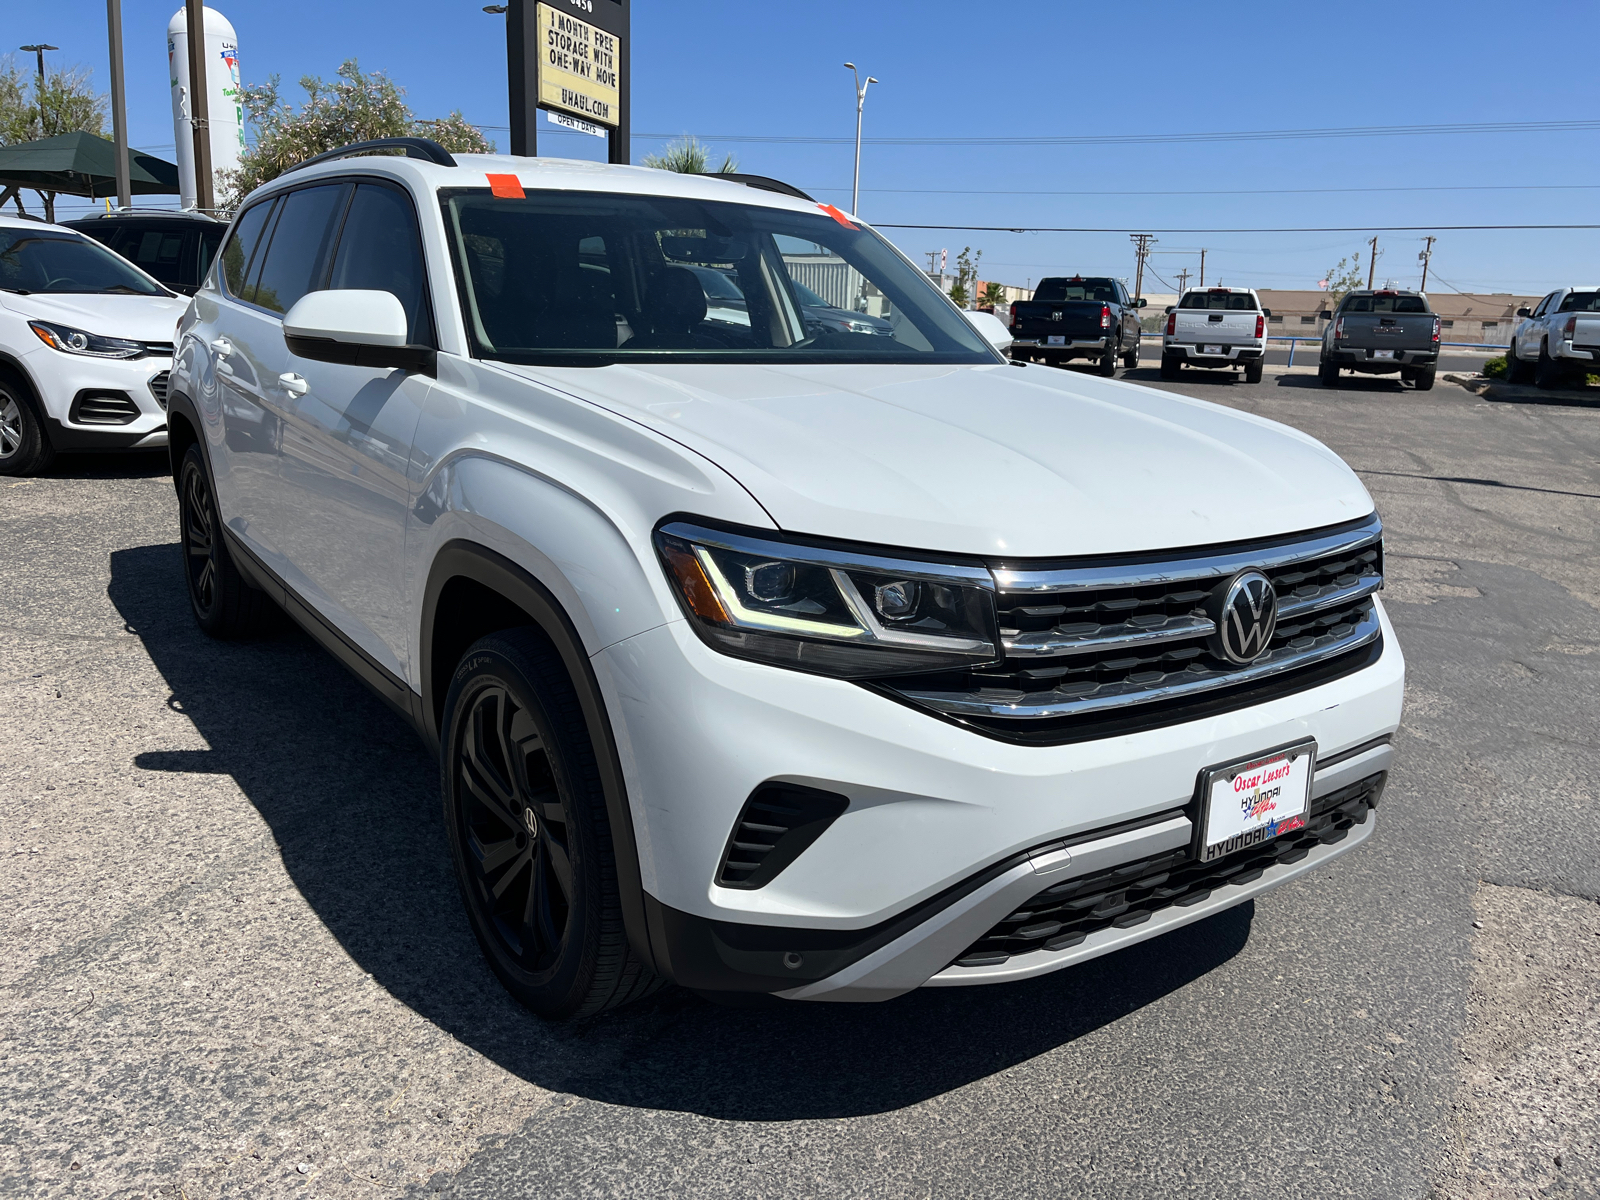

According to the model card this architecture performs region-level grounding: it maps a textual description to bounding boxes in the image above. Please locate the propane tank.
[167,6,244,210]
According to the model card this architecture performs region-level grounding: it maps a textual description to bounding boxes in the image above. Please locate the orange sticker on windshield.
[818,203,857,229]
[487,173,525,198]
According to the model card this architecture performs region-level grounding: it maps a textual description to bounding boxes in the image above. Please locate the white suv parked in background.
[169,139,1404,1018]
[0,215,185,476]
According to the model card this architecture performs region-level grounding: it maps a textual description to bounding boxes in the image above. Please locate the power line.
[492,117,1600,147]
[874,222,1600,234]
[802,183,1600,199]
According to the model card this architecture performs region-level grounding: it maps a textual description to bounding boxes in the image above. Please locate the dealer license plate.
[1373,349,1396,359]
[1197,741,1315,863]
[1046,335,1066,345]
[1203,344,1224,355]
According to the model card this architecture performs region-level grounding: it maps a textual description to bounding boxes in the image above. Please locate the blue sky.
[18,0,1600,295]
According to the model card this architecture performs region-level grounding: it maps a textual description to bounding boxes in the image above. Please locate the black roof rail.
[286,137,458,175]
[693,172,815,203]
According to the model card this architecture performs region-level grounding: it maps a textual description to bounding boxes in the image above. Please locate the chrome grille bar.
[899,605,1380,721]
[1002,613,1215,658]
[990,513,1383,595]
[1274,573,1382,620]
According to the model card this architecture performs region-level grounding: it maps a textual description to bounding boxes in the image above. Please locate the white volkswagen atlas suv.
[167,140,1404,1018]
[0,214,185,476]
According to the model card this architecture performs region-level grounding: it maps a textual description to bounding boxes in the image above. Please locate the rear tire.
[1505,346,1534,385]
[1319,361,1340,387]
[0,371,55,478]
[441,629,662,1020]
[1413,366,1436,392]
[1159,354,1181,381]
[178,444,277,638]
[1244,358,1264,384]
[1098,343,1118,376]
[1534,341,1564,390]
[1122,342,1141,370]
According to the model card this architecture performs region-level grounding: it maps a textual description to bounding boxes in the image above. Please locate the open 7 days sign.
[536,1,621,127]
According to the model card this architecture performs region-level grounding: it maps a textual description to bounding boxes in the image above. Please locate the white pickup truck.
[1160,287,1270,383]
[1508,287,1600,389]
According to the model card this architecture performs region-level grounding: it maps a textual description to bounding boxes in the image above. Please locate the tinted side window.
[114,226,190,288]
[221,199,275,297]
[250,184,348,314]
[326,183,434,344]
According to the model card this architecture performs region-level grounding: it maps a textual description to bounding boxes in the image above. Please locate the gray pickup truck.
[1319,289,1440,390]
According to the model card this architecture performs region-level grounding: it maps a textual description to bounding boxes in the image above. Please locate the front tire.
[441,629,660,1019]
[0,372,55,477]
[178,444,276,638]
[1505,345,1534,385]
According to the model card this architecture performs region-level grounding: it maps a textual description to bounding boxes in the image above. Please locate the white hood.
[3,292,188,344]
[507,361,1375,558]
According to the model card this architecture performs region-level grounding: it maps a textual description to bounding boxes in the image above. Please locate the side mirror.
[1261,308,1272,318]
[1516,307,1531,318]
[1134,297,1148,308]
[283,290,435,375]
[1164,305,1175,314]
[963,309,1014,353]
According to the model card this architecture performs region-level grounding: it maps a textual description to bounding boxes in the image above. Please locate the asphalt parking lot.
[3,364,1598,1199]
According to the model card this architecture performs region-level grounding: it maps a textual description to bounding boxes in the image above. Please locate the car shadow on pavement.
[1477,383,1600,411]
[108,541,1255,1122]
[47,451,171,480]
[1276,375,1405,392]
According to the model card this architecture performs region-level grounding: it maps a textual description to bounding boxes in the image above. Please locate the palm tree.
[641,135,738,174]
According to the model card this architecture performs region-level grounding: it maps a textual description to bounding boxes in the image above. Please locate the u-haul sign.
[536,2,620,127]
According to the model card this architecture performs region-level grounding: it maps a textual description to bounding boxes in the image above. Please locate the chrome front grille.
[884,514,1384,741]
[147,371,171,410]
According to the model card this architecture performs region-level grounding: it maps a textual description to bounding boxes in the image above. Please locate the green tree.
[0,55,108,221]
[641,135,738,174]
[980,280,1006,310]
[218,59,493,208]
[1321,252,1366,304]
[951,245,982,309]
[948,281,968,307]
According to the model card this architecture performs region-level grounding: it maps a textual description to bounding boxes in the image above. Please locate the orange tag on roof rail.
[817,203,857,229]
[487,173,525,199]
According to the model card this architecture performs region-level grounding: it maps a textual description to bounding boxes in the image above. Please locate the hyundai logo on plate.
[1210,570,1278,665]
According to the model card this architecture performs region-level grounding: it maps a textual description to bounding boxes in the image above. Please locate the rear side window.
[326,182,434,345]
[1180,291,1258,311]
[249,184,348,313]
[1557,291,1600,313]
[114,226,189,288]
[220,200,275,297]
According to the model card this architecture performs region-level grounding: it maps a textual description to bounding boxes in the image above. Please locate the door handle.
[277,372,309,397]
[209,337,233,356]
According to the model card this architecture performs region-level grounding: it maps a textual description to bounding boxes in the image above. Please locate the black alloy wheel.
[0,375,54,477]
[441,630,660,1018]
[178,444,274,637]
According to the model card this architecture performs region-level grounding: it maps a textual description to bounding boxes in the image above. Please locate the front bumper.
[14,344,171,450]
[594,599,1404,999]
[1163,342,1264,364]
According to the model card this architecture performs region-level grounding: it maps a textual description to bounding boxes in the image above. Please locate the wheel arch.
[422,539,659,974]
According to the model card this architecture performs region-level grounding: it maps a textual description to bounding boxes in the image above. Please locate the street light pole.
[843,62,878,216]
[105,0,131,210]
[19,44,57,94]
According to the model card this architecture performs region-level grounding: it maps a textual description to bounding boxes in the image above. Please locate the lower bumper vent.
[952,772,1387,968]
[716,783,849,890]
[69,390,141,426]
[148,371,171,411]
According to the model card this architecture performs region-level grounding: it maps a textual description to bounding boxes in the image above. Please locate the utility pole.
[844,63,878,216]
[1199,248,1207,288]
[1418,236,1435,292]
[1366,235,1380,289]
[1175,269,1190,295]
[183,0,213,212]
[1129,233,1156,300]
[106,0,131,210]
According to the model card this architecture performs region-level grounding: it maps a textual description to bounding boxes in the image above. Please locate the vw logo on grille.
[1209,570,1278,665]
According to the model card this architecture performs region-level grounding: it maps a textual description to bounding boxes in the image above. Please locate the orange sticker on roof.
[818,203,857,229]
[487,173,525,199]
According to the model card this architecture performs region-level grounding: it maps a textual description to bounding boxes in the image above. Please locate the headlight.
[654,520,1001,678]
[846,319,877,334]
[28,321,144,359]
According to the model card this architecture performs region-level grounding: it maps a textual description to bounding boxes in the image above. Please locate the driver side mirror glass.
[1516,307,1531,318]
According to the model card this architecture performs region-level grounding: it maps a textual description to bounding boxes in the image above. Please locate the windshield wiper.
[0,285,30,295]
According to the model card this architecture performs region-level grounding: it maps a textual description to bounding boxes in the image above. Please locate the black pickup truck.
[1008,276,1146,375]
[1320,289,1440,390]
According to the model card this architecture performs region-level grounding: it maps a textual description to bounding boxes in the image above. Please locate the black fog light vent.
[715,783,849,890]
[69,390,140,426]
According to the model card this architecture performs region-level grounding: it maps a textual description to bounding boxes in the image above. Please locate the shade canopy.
[0,132,180,198]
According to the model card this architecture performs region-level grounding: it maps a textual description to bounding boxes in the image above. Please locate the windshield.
[1343,294,1429,313]
[0,227,167,296]
[442,189,996,365]
[1557,291,1600,313]
[1033,278,1118,303]
[1180,290,1258,311]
